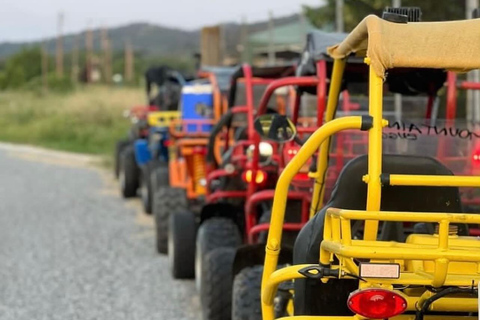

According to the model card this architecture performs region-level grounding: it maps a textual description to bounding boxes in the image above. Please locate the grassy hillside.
[0,86,142,157]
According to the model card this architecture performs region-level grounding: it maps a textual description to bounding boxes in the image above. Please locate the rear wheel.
[232,265,263,320]
[196,217,241,291]
[120,145,140,198]
[151,163,169,193]
[200,247,236,320]
[153,187,187,254]
[140,160,162,214]
[168,211,196,278]
[115,139,130,179]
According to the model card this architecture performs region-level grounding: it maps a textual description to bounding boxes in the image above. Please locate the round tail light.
[347,288,407,319]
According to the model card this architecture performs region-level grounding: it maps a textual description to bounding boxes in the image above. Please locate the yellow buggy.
[259,12,480,320]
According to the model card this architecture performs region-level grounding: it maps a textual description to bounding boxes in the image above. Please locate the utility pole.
[124,40,134,83]
[56,12,64,78]
[101,27,112,83]
[220,23,226,66]
[335,0,344,32]
[240,16,248,63]
[71,36,79,83]
[42,42,48,92]
[392,0,402,122]
[85,24,94,83]
[467,0,480,123]
[268,11,275,65]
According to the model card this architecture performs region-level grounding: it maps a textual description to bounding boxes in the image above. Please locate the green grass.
[0,86,143,159]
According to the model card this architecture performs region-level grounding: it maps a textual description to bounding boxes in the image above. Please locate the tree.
[0,47,44,89]
[305,0,466,32]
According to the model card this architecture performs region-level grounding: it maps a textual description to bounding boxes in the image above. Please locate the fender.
[232,243,293,276]
[134,139,152,166]
[199,202,241,225]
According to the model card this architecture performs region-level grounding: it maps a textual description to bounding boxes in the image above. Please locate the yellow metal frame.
[309,59,346,218]
[147,111,180,128]
[261,58,480,320]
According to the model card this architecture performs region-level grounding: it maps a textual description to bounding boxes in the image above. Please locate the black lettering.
[389,121,402,130]
[458,129,471,139]
[422,125,433,135]
[471,131,480,139]
[409,123,422,134]
[448,127,459,137]
[434,126,448,136]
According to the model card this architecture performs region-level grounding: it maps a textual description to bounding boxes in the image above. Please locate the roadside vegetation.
[0,86,142,158]
[0,45,189,164]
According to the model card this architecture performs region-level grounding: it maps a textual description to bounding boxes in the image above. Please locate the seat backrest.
[328,154,462,213]
[295,154,462,268]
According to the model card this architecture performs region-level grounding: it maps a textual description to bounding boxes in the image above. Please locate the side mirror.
[254,114,297,143]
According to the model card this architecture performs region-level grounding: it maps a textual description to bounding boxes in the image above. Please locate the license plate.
[359,263,400,279]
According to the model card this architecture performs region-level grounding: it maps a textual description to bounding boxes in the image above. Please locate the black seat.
[293,154,463,315]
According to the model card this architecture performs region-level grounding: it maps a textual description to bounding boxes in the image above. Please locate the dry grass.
[0,86,143,158]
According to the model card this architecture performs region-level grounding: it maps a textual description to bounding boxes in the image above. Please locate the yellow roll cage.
[261,16,480,320]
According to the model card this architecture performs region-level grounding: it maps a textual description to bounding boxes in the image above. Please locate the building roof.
[248,19,319,53]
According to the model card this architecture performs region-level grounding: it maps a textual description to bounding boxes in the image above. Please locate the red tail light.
[347,288,407,319]
[473,150,480,163]
[242,169,267,185]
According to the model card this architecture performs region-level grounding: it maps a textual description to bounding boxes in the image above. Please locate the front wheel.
[153,187,187,254]
[168,211,196,279]
[195,218,241,291]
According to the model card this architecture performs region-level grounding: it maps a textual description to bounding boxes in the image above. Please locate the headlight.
[247,142,273,165]
[258,142,273,158]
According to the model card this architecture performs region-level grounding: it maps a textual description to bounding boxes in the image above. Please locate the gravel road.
[0,143,199,320]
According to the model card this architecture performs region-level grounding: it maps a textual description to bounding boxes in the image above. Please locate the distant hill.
[0,13,303,60]
[0,23,199,59]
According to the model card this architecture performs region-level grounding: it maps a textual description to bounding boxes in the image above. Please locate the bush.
[0,86,142,158]
[0,47,43,89]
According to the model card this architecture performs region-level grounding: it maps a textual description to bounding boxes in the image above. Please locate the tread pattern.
[150,164,169,193]
[201,247,236,320]
[232,265,263,320]
[169,211,196,279]
[196,218,241,291]
[153,187,187,254]
[120,145,140,198]
[141,160,162,214]
[114,139,130,178]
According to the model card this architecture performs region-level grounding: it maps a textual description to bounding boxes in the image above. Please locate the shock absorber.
[192,150,206,195]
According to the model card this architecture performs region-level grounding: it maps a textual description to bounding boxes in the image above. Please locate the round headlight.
[259,142,273,158]
[247,142,273,165]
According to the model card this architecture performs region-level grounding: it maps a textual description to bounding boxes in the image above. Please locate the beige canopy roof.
[327,15,480,77]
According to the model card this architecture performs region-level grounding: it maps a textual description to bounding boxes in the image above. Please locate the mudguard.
[232,243,293,276]
[134,139,152,166]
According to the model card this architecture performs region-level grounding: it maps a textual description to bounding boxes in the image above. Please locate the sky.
[0,0,323,42]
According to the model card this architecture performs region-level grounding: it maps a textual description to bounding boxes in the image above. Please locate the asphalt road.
[0,143,199,320]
